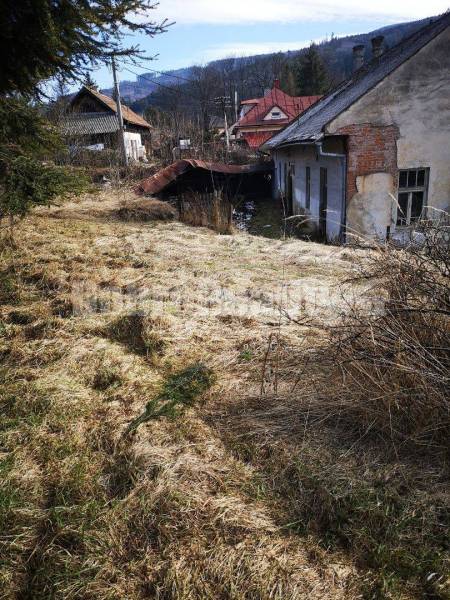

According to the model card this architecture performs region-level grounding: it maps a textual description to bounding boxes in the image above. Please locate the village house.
[262,13,450,243]
[61,86,151,161]
[233,80,321,150]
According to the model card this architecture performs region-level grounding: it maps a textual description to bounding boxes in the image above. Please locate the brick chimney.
[352,44,365,72]
[273,78,281,89]
[371,35,384,58]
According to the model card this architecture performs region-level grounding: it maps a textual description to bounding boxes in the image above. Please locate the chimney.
[352,44,365,72]
[371,35,384,58]
[273,78,281,89]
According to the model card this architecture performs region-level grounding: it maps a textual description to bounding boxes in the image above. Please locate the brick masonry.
[336,123,400,200]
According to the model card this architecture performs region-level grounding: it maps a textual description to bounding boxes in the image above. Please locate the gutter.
[315,141,348,244]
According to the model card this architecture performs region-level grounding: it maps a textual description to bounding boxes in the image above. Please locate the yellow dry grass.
[0,190,375,599]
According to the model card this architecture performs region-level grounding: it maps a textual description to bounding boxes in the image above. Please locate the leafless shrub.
[308,219,449,450]
[179,190,233,234]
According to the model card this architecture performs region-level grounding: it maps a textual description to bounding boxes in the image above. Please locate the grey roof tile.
[60,112,120,136]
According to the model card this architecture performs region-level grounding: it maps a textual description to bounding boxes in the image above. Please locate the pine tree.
[280,62,297,97]
[295,44,331,96]
[0,0,169,230]
[0,0,170,96]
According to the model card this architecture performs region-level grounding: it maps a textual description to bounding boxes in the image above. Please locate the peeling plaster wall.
[347,173,395,240]
[328,26,450,236]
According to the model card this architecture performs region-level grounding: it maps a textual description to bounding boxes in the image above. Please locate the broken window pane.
[408,170,417,188]
[410,191,424,221]
[397,192,409,225]
[399,170,407,188]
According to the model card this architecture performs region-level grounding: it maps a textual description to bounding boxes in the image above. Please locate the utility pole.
[111,56,128,167]
[234,89,239,123]
[214,95,232,152]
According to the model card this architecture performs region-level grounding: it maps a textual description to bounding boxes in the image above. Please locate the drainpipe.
[315,141,348,243]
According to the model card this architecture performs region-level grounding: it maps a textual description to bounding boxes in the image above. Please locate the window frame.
[396,168,429,227]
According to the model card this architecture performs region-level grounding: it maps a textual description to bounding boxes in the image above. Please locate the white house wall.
[274,146,344,241]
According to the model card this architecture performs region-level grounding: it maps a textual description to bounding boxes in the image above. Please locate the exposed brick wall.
[335,124,400,199]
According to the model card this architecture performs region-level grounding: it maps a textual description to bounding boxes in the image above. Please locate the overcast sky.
[91,0,448,89]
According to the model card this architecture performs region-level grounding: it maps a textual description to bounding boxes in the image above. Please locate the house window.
[396,168,429,226]
[305,166,311,209]
[271,110,282,119]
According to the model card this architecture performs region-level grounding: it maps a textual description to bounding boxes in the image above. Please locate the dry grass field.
[0,190,448,599]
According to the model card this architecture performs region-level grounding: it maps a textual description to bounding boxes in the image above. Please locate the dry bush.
[179,190,233,234]
[116,198,176,222]
[306,221,450,450]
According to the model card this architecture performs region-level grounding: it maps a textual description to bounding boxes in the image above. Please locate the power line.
[134,65,193,84]
[123,66,232,108]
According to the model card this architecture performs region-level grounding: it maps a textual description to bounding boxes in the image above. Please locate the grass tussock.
[116,198,176,222]
[106,313,167,358]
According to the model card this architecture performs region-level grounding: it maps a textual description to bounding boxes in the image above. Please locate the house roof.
[60,113,120,136]
[236,86,321,129]
[263,12,450,150]
[241,131,277,149]
[71,86,151,129]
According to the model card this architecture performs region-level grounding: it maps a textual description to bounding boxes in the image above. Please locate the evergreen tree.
[0,0,169,96]
[0,0,169,231]
[280,62,297,97]
[295,44,331,96]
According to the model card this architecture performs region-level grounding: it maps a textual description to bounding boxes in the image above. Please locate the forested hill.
[101,15,433,114]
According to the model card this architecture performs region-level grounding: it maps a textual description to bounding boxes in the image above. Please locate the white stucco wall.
[327,26,450,235]
[274,146,345,241]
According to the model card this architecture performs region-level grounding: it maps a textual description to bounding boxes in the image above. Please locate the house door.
[285,163,294,215]
[319,167,328,239]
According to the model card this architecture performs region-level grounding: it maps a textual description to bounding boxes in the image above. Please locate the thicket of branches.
[308,221,450,451]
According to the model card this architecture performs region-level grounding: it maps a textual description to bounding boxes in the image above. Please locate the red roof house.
[233,80,321,149]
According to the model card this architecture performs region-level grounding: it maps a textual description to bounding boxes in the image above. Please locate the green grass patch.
[125,363,215,434]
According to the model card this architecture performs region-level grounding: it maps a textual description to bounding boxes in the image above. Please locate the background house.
[233,80,321,150]
[263,13,450,243]
[61,86,151,160]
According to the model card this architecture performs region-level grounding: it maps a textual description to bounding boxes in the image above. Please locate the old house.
[263,13,450,243]
[61,86,151,160]
[233,80,321,150]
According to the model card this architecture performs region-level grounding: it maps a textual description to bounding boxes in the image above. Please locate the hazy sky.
[90,0,448,89]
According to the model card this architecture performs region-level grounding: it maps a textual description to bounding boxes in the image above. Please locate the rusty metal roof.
[135,160,271,196]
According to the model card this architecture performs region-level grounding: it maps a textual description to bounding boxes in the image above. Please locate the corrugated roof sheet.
[60,112,119,136]
[263,12,450,150]
[135,160,271,196]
